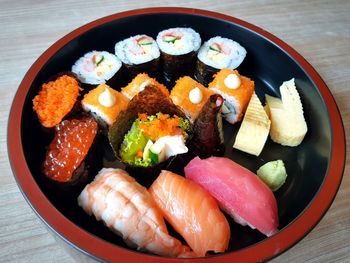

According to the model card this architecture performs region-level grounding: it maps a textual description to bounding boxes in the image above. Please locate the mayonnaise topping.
[224,73,241,89]
[189,87,203,104]
[98,87,116,107]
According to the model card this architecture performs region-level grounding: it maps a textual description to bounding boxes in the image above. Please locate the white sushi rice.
[210,87,241,124]
[72,51,122,85]
[115,34,160,65]
[197,36,247,69]
[156,27,201,55]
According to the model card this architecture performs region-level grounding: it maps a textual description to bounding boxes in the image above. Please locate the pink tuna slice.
[184,156,279,237]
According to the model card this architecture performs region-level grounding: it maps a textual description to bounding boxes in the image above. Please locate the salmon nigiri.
[78,168,192,257]
[149,170,230,257]
[185,156,279,237]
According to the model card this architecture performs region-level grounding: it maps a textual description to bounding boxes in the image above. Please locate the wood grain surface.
[1,0,349,262]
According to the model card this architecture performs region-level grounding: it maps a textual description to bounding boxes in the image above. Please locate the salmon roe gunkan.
[33,75,81,128]
[42,117,98,182]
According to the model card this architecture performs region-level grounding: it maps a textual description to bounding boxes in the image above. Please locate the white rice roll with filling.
[156,27,201,85]
[115,35,161,79]
[195,36,247,86]
[72,51,122,85]
[197,36,247,70]
[115,35,160,65]
[156,27,201,55]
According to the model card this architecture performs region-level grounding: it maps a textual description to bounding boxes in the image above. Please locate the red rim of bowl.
[7,7,346,262]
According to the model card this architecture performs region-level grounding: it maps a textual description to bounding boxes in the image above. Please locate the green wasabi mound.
[257,160,287,191]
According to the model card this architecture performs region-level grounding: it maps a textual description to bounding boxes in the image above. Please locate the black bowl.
[8,7,345,262]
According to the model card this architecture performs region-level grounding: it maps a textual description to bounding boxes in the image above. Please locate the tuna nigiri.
[78,168,192,257]
[149,170,230,257]
[185,157,279,237]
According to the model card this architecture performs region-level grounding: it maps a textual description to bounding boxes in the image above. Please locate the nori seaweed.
[161,51,197,87]
[194,59,220,86]
[124,57,161,82]
[188,94,225,158]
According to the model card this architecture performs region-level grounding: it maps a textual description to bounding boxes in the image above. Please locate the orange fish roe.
[121,73,169,100]
[33,75,81,128]
[138,113,183,141]
[42,117,98,182]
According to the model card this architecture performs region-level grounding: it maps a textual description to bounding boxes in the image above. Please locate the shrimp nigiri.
[149,170,230,257]
[77,168,192,257]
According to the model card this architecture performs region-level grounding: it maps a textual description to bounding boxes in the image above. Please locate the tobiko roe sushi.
[78,168,193,257]
[42,117,98,183]
[185,156,279,237]
[33,74,81,128]
[81,84,129,128]
[208,68,254,124]
[149,170,230,257]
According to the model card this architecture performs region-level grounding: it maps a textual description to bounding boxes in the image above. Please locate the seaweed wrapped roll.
[195,36,247,86]
[72,51,122,88]
[156,27,201,86]
[115,35,161,80]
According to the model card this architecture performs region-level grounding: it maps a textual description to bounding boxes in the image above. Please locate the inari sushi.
[77,168,193,257]
[121,73,169,100]
[72,51,122,87]
[195,36,247,86]
[156,27,201,86]
[81,84,129,129]
[185,156,279,237]
[208,68,254,124]
[42,117,99,184]
[170,76,213,122]
[115,35,161,80]
[33,73,81,128]
[149,170,230,257]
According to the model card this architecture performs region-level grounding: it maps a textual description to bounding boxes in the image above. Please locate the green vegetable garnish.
[149,150,159,164]
[139,41,153,46]
[209,44,221,53]
[96,55,104,66]
[163,35,177,44]
[256,160,288,191]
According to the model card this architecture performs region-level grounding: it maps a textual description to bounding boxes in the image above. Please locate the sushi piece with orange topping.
[42,117,100,185]
[32,73,81,128]
[208,68,254,124]
[170,76,214,122]
[82,84,129,129]
[121,73,169,100]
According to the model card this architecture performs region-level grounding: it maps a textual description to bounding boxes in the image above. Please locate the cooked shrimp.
[78,168,193,257]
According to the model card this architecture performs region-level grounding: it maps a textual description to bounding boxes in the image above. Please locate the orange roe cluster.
[138,113,183,141]
[42,117,98,182]
[33,75,81,128]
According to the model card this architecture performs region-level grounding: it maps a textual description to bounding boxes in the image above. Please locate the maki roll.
[170,76,213,122]
[42,117,100,187]
[195,36,247,86]
[115,35,161,80]
[81,84,129,130]
[33,73,81,128]
[156,27,201,86]
[72,51,122,88]
[121,73,169,100]
[108,85,191,184]
[208,68,254,124]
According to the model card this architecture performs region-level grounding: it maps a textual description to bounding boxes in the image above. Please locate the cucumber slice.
[139,41,152,46]
[96,55,104,66]
[163,35,177,44]
[209,43,221,53]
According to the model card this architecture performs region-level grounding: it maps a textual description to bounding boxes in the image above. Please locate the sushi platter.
[7,7,345,262]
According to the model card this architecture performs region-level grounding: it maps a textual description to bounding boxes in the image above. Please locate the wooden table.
[1,0,349,262]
